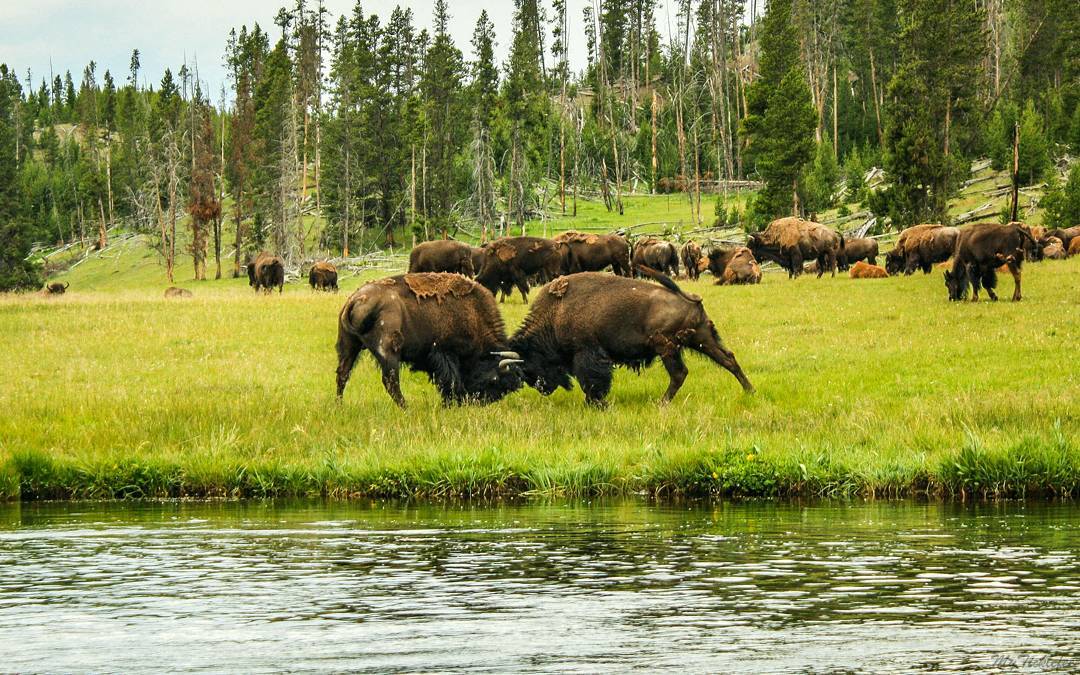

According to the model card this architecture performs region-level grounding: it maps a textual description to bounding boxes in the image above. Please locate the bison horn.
[491,351,520,359]
[498,358,524,370]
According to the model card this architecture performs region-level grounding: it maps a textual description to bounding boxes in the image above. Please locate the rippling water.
[1,500,1078,673]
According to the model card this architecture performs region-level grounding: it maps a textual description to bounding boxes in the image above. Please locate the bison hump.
[492,241,517,262]
[403,273,476,302]
[547,276,570,298]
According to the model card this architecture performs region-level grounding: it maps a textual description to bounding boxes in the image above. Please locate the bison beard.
[510,268,754,406]
[335,273,523,408]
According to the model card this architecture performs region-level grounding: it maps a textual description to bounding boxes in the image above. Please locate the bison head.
[943,266,969,301]
[461,351,525,404]
[884,249,905,276]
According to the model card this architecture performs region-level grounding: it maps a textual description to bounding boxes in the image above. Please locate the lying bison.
[849,261,888,278]
[706,247,761,285]
[884,224,958,275]
[44,281,69,295]
[944,222,1037,302]
[475,236,566,303]
[248,252,285,293]
[839,237,879,270]
[309,261,339,292]
[1047,226,1080,252]
[336,273,524,408]
[164,286,193,298]
[632,238,680,278]
[509,267,754,406]
[681,240,704,280]
[409,240,475,276]
[747,217,843,278]
[553,231,631,277]
[1042,236,1066,260]
[1070,237,1080,257]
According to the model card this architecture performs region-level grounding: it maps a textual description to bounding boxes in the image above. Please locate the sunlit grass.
[3,251,1078,500]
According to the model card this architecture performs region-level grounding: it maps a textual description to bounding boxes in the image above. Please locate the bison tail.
[633,264,701,303]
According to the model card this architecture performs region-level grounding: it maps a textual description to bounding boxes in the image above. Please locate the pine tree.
[187,91,220,280]
[0,65,41,290]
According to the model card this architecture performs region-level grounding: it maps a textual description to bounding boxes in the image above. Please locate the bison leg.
[660,352,688,404]
[572,348,613,407]
[513,274,530,304]
[692,339,755,394]
[377,356,406,409]
[335,333,365,400]
[788,250,803,279]
[1008,259,1022,301]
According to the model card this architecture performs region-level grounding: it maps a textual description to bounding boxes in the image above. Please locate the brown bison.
[248,252,285,293]
[164,286,193,298]
[885,224,959,275]
[1047,226,1080,252]
[475,236,566,303]
[944,222,1037,302]
[1069,237,1080,257]
[839,237,879,269]
[706,247,762,285]
[553,231,632,276]
[747,217,843,278]
[1042,236,1066,260]
[632,237,680,278]
[681,240,704,280]
[336,273,524,408]
[509,267,754,406]
[849,261,888,279]
[44,281,69,295]
[409,240,475,276]
[308,261,339,292]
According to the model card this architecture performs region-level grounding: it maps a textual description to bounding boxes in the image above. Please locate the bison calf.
[336,273,523,408]
[849,261,888,278]
[510,267,753,406]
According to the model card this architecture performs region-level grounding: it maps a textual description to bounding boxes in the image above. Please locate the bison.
[839,237,879,269]
[681,240,704,280]
[248,252,285,293]
[409,240,475,276]
[475,236,566,303]
[1046,226,1080,252]
[309,261,339,292]
[885,224,959,275]
[1042,236,1066,260]
[509,267,754,406]
[747,217,843,278]
[706,247,762,285]
[632,237,680,278]
[553,231,632,277]
[164,286,193,298]
[335,273,524,408]
[944,222,1037,302]
[1069,237,1080,257]
[849,260,888,278]
[44,281,69,295]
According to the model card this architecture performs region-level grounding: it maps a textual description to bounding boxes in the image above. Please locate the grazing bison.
[747,217,843,278]
[632,237,680,278]
[44,281,69,295]
[164,286,193,298]
[944,222,1037,302]
[706,247,762,285]
[839,237,879,269]
[248,252,285,293]
[1046,226,1080,252]
[336,273,524,408]
[849,261,888,278]
[885,224,959,275]
[553,231,632,276]
[509,267,754,406]
[681,240,704,280]
[475,236,566,303]
[308,261,339,292]
[1042,236,1066,260]
[409,240,475,276]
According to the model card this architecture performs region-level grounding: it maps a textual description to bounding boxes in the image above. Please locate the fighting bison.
[839,237,879,269]
[553,231,632,276]
[944,222,1037,302]
[409,240,475,276]
[632,237,680,278]
[248,252,285,293]
[164,286,193,298]
[44,281,69,295]
[681,240,704,280]
[849,261,888,278]
[336,273,524,408]
[747,217,843,278]
[309,261,339,292]
[509,267,754,406]
[475,236,566,303]
[706,247,762,285]
[885,224,959,275]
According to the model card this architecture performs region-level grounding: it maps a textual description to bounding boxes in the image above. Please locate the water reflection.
[0,500,1078,673]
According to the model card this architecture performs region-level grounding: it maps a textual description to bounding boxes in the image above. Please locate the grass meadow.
[2,242,1078,500]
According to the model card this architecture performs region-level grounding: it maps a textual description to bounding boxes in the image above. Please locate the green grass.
[3,250,1079,500]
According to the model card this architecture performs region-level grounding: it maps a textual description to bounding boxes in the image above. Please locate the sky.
[0,1,752,98]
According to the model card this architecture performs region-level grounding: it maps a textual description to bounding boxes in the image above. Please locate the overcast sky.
[0,1,756,97]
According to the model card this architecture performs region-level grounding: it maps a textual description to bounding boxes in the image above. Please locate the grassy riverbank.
[2,250,1078,500]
